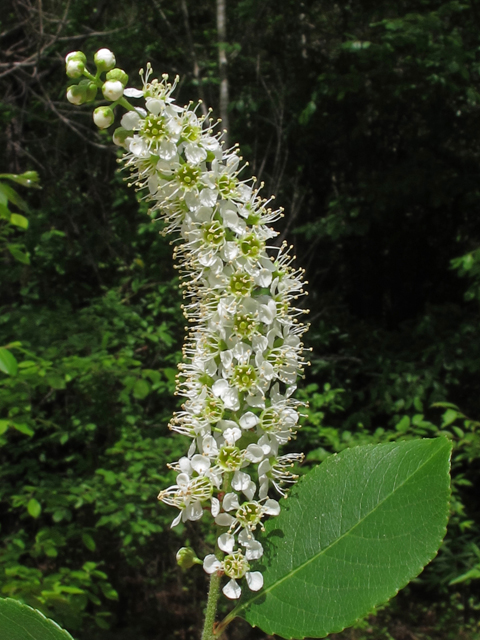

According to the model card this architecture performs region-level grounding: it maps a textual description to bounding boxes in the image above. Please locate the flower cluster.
[65,49,309,600]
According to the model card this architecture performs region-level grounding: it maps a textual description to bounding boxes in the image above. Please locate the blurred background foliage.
[1,0,480,638]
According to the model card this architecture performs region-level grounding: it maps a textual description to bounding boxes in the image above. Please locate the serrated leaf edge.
[0,597,75,640]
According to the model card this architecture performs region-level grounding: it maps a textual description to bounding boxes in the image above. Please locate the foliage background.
[1,0,480,638]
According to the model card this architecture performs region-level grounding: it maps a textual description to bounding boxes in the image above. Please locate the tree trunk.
[216,0,229,145]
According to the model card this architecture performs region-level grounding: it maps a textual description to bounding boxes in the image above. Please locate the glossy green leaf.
[0,598,74,640]
[27,498,42,519]
[232,438,452,639]
[0,348,18,376]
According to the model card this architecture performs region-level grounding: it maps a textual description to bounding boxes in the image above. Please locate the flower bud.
[112,127,130,147]
[102,80,124,102]
[93,106,115,129]
[66,59,85,78]
[85,82,98,102]
[65,52,87,78]
[106,68,129,87]
[94,48,116,72]
[66,85,86,105]
[65,51,87,64]
[176,547,201,570]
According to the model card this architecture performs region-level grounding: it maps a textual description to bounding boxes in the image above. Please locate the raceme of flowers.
[65,48,309,601]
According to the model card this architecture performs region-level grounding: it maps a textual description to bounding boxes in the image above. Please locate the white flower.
[66,58,309,600]
[158,473,212,527]
[203,551,264,599]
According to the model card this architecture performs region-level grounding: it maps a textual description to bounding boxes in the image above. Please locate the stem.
[202,471,233,640]
[201,570,222,640]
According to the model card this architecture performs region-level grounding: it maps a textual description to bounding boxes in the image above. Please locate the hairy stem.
[201,570,222,640]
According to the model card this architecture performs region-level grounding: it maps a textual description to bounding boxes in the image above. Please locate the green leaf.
[133,378,150,399]
[232,438,451,639]
[0,171,40,188]
[0,202,11,219]
[7,244,30,264]
[0,182,29,212]
[46,374,66,390]
[12,422,34,436]
[441,408,458,428]
[0,348,18,375]
[82,533,96,551]
[0,597,74,640]
[9,213,29,229]
[27,498,42,519]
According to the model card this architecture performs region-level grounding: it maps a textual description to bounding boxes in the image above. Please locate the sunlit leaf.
[0,348,18,375]
[27,498,42,519]
[231,439,451,639]
[9,213,29,229]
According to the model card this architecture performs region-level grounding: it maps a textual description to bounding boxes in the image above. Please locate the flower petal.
[223,578,242,600]
[203,554,222,574]
[246,571,263,592]
[218,533,235,553]
[211,497,220,517]
[215,513,235,527]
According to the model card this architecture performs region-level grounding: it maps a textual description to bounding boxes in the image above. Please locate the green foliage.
[1,0,480,638]
[232,438,451,639]
[0,597,74,640]
[0,172,39,266]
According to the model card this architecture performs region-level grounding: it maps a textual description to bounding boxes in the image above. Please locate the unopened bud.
[65,51,87,64]
[112,127,130,147]
[102,80,124,102]
[106,68,129,87]
[93,106,115,129]
[66,59,85,78]
[176,547,201,570]
[83,81,98,102]
[94,48,116,72]
[66,85,86,105]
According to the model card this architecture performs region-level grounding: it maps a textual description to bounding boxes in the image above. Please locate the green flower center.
[240,234,264,259]
[224,551,249,579]
[232,364,257,391]
[183,123,201,142]
[216,173,237,196]
[204,396,224,423]
[202,220,225,247]
[217,445,243,471]
[235,502,263,530]
[229,272,254,297]
[176,164,201,188]
[141,114,167,142]
[233,312,258,339]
